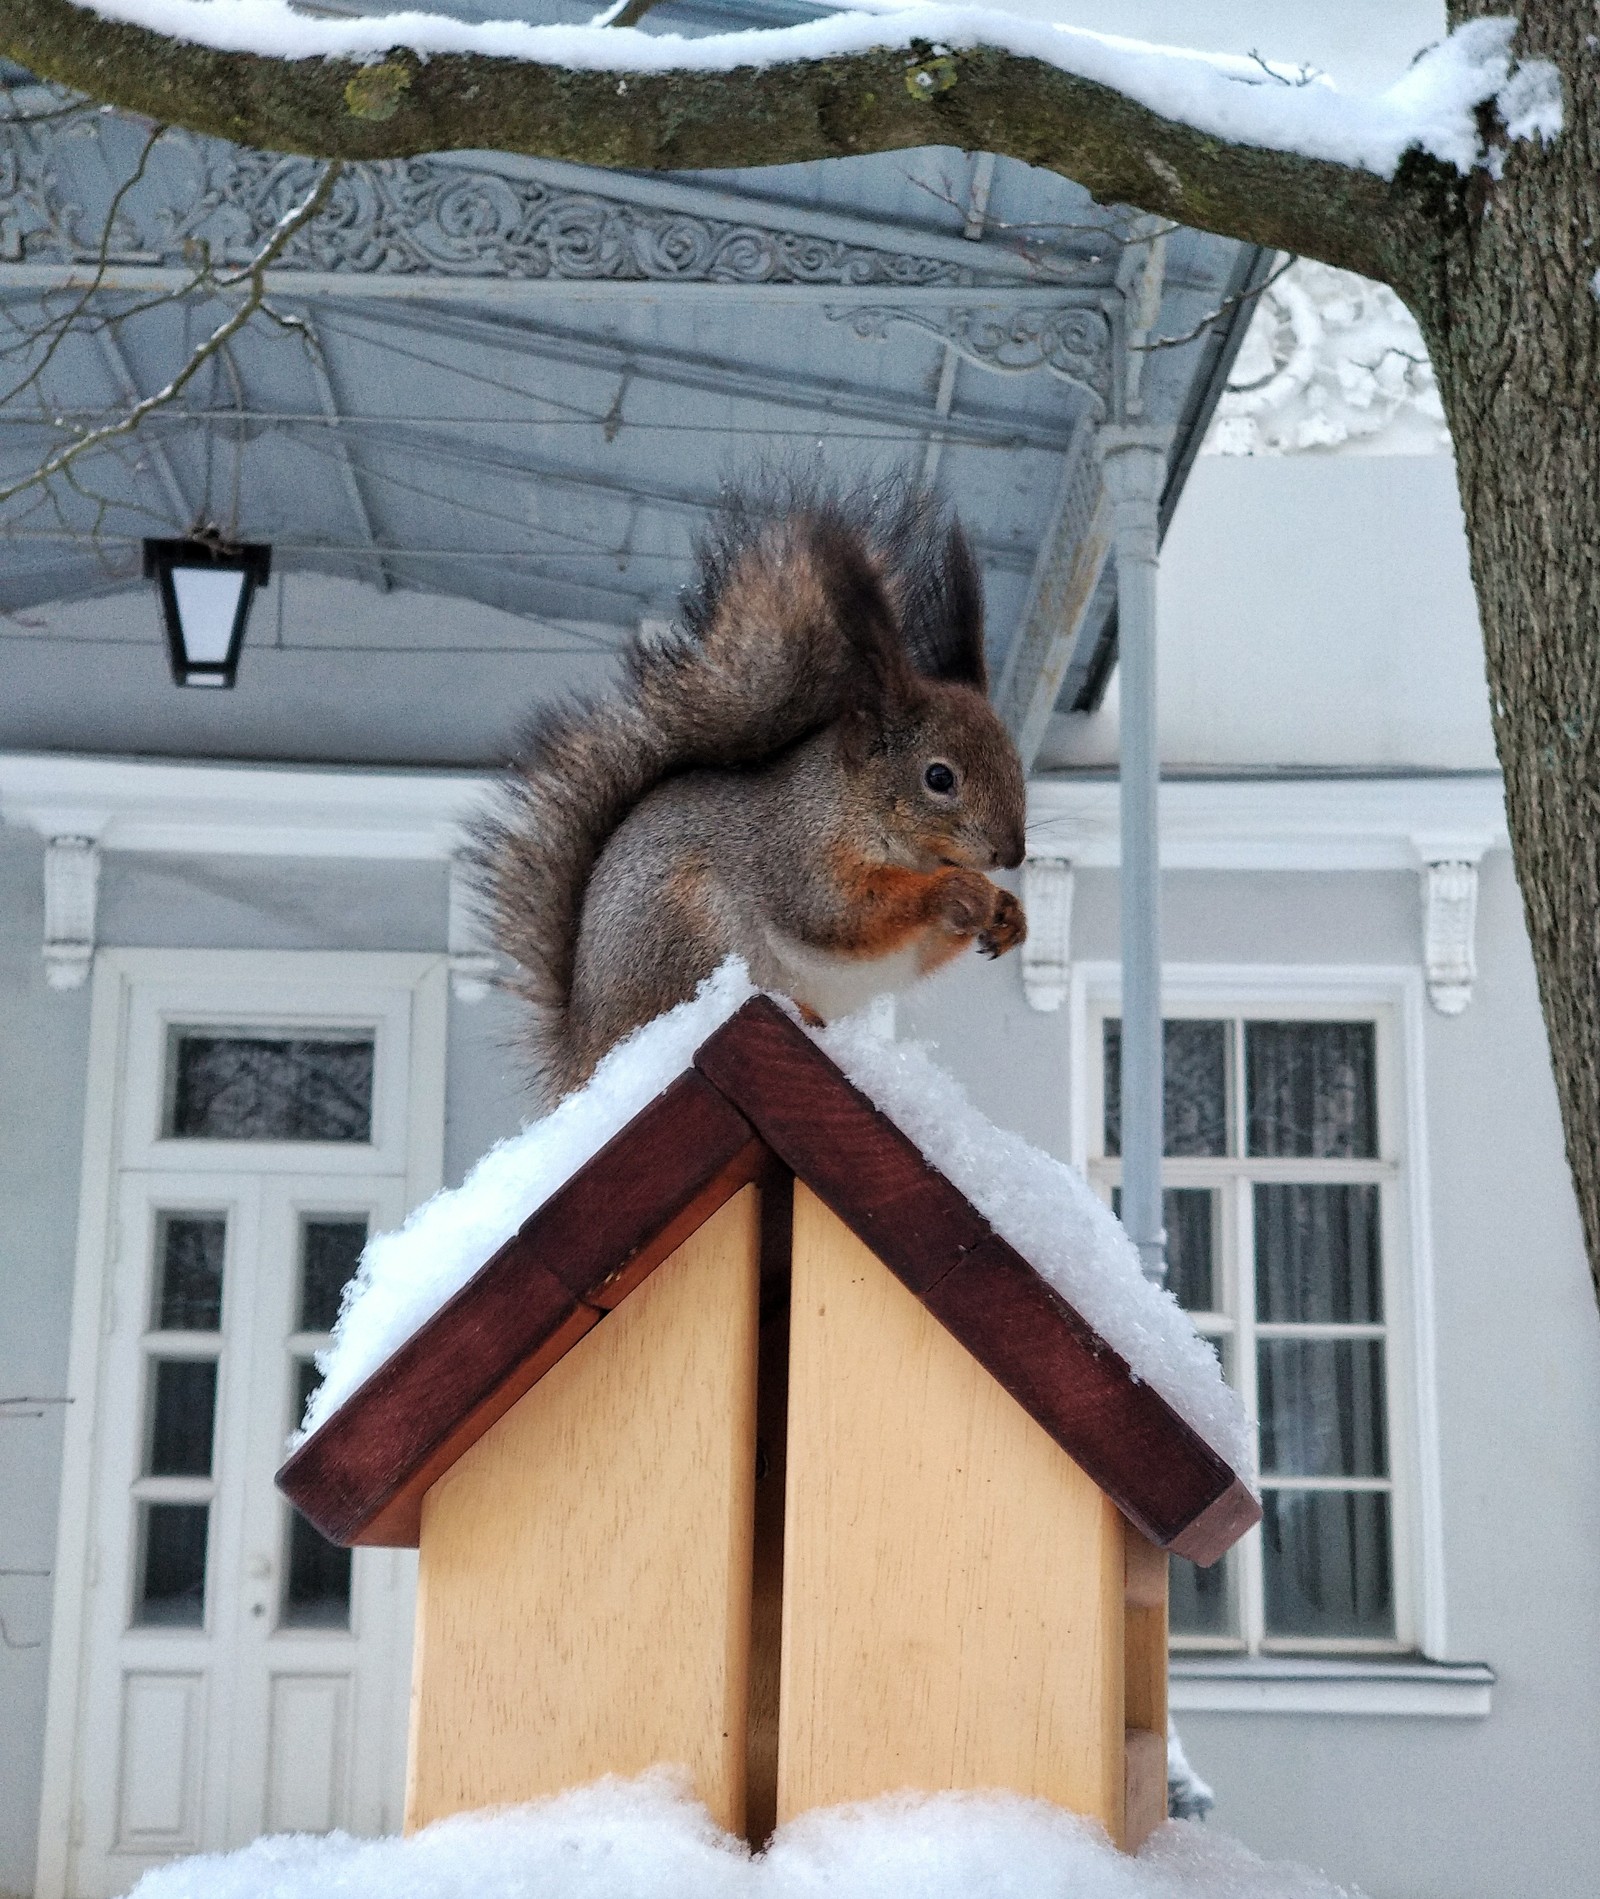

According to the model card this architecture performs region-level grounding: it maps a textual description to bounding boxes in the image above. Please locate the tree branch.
[0,157,343,509]
[1,0,1412,285]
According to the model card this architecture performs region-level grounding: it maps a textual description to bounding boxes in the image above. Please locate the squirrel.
[477,479,1029,1102]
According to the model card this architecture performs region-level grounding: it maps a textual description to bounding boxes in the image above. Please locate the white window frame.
[35,950,448,1897]
[1067,963,1483,1716]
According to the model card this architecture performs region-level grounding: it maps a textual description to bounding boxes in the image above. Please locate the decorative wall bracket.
[1021,856,1075,1013]
[448,854,499,1004]
[1420,859,1479,1016]
[42,836,100,990]
[826,304,1112,413]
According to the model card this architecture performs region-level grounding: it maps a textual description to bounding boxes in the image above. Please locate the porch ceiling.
[0,0,1261,763]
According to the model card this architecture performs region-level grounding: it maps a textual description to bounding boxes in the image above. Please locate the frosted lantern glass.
[171,566,247,662]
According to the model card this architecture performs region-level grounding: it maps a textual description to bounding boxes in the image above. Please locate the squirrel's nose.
[998,827,1026,870]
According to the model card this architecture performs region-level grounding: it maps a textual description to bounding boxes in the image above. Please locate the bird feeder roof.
[277,996,1259,1563]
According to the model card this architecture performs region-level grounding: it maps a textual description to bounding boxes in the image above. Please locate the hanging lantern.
[143,539,272,689]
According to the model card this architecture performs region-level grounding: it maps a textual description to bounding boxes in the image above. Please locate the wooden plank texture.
[1123,1728,1168,1855]
[777,1184,1125,1834]
[405,1185,763,1833]
[277,1071,764,1546]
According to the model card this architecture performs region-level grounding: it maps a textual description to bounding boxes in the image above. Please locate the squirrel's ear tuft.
[807,513,908,708]
[880,491,988,692]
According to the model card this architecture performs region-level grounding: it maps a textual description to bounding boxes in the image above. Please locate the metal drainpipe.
[1098,425,1173,1284]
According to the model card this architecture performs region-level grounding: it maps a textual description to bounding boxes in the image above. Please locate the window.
[281,1215,366,1629]
[1092,1006,1409,1654]
[133,1210,227,1626]
[165,1030,375,1142]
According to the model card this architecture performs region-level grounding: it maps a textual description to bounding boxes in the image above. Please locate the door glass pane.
[1103,1019,1228,1158]
[282,1359,353,1629]
[153,1213,225,1330]
[166,1033,374,1142]
[1258,1340,1388,1479]
[1255,1183,1382,1323]
[298,1219,368,1334]
[1246,1022,1376,1158]
[145,1359,218,1477]
[1170,1552,1233,1637]
[1262,1489,1394,1639]
[1112,1186,1217,1312]
[136,1502,208,1627]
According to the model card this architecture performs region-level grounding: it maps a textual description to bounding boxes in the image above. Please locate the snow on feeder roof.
[277,992,1257,1562]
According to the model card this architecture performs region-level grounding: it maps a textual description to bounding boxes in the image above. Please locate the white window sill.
[1170,1656,1495,1718]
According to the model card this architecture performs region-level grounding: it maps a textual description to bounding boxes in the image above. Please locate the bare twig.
[1241,51,1321,89]
[1129,253,1297,353]
[0,159,344,509]
[1,119,164,407]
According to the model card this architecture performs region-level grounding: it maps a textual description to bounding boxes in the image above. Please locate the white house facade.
[3,14,1599,1896]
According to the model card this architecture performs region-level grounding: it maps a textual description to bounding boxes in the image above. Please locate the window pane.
[1258,1340,1388,1479]
[1255,1183,1383,1323]
[1170,1552,1233,1637]
[1165,1189,1217,1311]
[136,1502,208,1626]
[283,1360,352,1628]
[1246,1022,1376,1158]
[153,1214,225,1330]
[299,1219,368,1333]
[1112,1186,1216,1311]
[145,1359,217,1477]
[167,1034,374,1142]
[1103,1020,1228,1158]
[1262,1489,1394,1640]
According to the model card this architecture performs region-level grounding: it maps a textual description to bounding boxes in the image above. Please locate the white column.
[1098,426,1172,1283]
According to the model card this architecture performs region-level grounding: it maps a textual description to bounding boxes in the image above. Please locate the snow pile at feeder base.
[300,962,1248,1473]
[125,1773,1364,1899]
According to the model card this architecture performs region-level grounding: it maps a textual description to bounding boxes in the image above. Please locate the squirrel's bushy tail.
[474,477,984,1096]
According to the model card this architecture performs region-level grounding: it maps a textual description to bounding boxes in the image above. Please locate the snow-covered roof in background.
[298,961,1253,1474]
[1202,259,1450,458]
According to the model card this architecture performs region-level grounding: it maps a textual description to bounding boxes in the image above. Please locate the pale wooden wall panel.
[778,1184,1125,1836]
[405,1186,762,1833]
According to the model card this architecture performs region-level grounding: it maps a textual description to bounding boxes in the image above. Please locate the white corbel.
[1421,859,1479,1015]
[42,836,100,990]
[447,853,499,1004]
[1021,855,1075,1012]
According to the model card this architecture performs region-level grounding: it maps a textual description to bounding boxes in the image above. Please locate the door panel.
[69,1170,415,1896]
[114,1673,205,1851]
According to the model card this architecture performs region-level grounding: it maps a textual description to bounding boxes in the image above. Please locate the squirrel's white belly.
[765,930,926,1023]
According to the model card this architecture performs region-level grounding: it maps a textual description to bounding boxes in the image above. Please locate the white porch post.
[1098,426,1172,1283]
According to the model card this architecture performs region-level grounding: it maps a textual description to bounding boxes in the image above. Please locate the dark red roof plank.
[693,998,989,1294]
[277,1069,766,1546]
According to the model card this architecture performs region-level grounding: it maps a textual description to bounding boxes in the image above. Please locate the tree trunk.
[1408,2,1600,1302]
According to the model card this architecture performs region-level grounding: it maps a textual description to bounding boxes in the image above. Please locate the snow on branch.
[60,1,1542,181]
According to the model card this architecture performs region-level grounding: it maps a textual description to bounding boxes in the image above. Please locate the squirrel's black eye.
[923,761,956,795]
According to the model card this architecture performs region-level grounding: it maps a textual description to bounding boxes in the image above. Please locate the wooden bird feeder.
[278,998,1257,1855]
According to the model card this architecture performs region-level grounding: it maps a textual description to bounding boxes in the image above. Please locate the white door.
[38,953,447,1899]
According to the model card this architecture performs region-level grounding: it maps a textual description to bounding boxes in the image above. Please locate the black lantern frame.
[143,538,272,688]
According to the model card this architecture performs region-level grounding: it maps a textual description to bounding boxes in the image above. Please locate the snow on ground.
[74,1,1551,181]
[121,1773,1364,1899]
[298,960,1251,1475]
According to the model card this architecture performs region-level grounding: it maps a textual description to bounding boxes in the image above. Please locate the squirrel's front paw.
[936,868,1000,939]
[978,887,1026,959]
